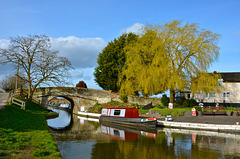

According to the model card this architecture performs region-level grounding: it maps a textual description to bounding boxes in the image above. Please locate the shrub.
[0,150,6,157]
[189,98,197,107]
[225,106,234,112]
[132,103,139,108]
[88,107,94,112]
[155,103,167,109]
[183,99,190,107]
[161,94,169,106]
[176,96,186,105]
[173,103,182,108]
[97,106,102,112]
[119,94,128,103]
[193,106,202,111]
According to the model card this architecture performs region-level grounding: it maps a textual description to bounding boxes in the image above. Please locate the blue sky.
[0,0,240,89]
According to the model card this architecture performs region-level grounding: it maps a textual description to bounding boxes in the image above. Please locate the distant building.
[181,72,240,106]
[50,98,70,104]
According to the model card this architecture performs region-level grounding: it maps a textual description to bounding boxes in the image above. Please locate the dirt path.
[0,93,9,109]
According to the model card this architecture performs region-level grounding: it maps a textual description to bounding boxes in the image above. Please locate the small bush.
[176,96,186,105]
[161,94,169,106]
[155,103,167,109]
[0,150,6,157]
[189,98,197,107]
[119,94,128,103]
[88,107,94,112]
[225,106,234,112]
[193,106,202,111]
[173,103,182,108]
[97,106,102,112]
[183,99,190,107]
[132,103,139,108]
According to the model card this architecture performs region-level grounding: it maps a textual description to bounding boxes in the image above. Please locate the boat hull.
[99,116,157,129]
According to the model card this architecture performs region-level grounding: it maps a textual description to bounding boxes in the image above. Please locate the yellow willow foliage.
[119,30,169,95]
[119,20,221,96]
[191,72,223,93]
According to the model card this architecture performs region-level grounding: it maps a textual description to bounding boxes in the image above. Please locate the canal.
[47,108,240,159]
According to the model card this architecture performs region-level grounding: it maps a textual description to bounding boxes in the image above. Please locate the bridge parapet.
[19,87,112,114]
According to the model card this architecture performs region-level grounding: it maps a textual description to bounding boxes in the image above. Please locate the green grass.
[0,101,61,158]
[139,109,149,114]
[150,107,186,117]
[89,100,192,116]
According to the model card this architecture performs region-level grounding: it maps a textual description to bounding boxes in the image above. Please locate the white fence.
[11,97,25,110]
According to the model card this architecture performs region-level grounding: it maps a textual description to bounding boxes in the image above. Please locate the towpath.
[0,93,9,109]
[158,116,240,125]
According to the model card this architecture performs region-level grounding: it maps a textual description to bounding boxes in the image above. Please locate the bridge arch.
[20,87,112,114]
[48,96,75,110]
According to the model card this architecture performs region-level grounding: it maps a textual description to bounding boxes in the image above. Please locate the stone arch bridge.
[19,87,112,114]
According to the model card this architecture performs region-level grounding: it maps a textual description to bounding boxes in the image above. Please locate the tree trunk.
[28,83,32,99]
[170,90,175,103]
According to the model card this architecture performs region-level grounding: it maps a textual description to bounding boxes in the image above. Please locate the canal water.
[47,108,240,159]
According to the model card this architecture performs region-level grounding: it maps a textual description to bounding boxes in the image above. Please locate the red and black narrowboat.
[99,107,157,128]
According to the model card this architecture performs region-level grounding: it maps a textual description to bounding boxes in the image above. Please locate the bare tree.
[0,74,27,92]
[0,35,73,99]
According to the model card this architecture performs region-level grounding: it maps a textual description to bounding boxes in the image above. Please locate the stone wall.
[111,93,161,106]
[17,87,162,111]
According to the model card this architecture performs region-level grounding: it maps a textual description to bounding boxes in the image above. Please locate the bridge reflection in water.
[47,109,240,159]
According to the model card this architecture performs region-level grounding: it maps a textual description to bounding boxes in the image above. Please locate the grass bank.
[88,100,192,116]
[88,100,145,114]
[0,99,61,158]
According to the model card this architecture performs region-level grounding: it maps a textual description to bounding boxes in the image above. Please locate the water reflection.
[47,109,240,159]
[100,123,157,141]
[47,107,71,129]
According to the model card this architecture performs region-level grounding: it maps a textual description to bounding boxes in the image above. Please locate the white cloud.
[0,39,10,49]
[68,67,101,89]
[70,69,83,78]
[0,39,15,80]
[0,64,15,81]
[120,23,144,34]
[0,37,105,89]
[51,36,106,69]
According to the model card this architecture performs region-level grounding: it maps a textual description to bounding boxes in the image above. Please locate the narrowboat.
[99,107,157,128]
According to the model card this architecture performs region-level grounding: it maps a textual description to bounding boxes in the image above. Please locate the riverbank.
[156,115,240,132]
[0,101,61,158]
[160,116,240,132]
[78,111,240,132]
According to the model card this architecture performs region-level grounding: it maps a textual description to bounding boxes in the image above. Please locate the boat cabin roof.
[101,107,139,118]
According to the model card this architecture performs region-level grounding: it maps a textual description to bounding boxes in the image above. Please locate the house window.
[206,92,216,98]
[223,92,230,98]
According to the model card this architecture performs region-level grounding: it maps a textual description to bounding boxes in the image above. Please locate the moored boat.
[99,107,157,128]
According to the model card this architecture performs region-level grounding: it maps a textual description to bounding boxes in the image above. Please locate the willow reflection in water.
[48,112,240,159]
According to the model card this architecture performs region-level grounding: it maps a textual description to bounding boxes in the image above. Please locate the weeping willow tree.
[119,20,221,102]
